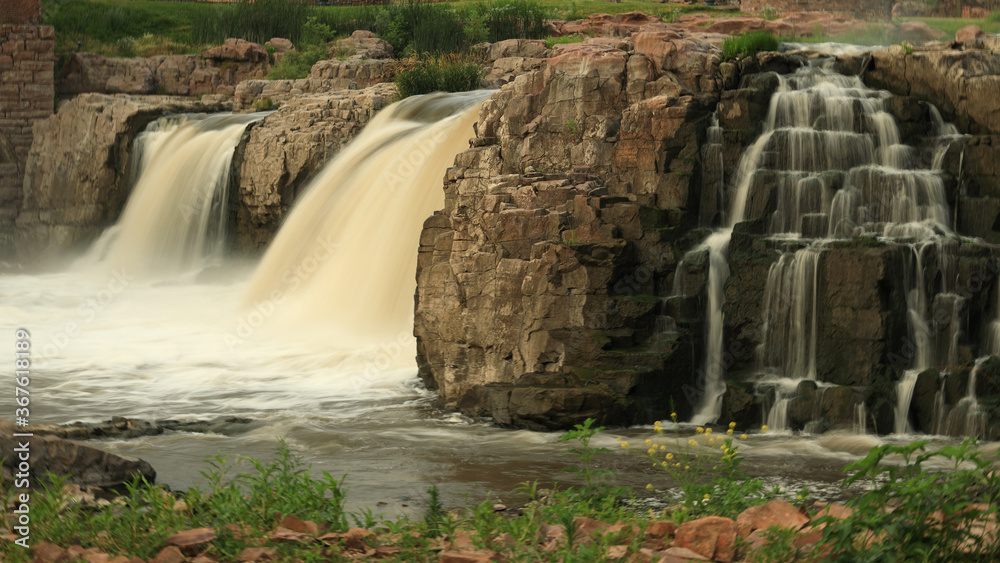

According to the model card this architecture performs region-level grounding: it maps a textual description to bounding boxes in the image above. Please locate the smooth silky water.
[1,86,991,516]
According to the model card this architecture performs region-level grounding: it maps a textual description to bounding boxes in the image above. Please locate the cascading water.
[946,358,989,437]
[692,61,966,431]
[83,113,264,277]
[243,91,489,346]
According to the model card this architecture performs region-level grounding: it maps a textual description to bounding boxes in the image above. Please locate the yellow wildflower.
[645,439,652,446]
[729,422,736,429]
[646,484,653,490]
[688,439,697,446]
[740,434,748,440]
[720,445,727,451]
[704,494,710,499]
[660,445,666,451]
[685,465,690,470]
[666,453,674,460]
[621,441,629,448]
[670,412,677,419]
[705,428,712,435]
[696,427,704,434]
[648,448,656,455]
[762,424,769,432]
[727,429,734,436]
[708,437,715,444]
[616,436,622,441]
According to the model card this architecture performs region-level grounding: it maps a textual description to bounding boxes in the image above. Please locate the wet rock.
[0,417,156,488]
[913,368,940,433]
[673,516,737,562]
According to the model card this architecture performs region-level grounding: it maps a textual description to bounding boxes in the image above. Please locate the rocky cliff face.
[234,83,395,252]
[15,94,228,261]
[58,38,271,97]
[414,29,725,429]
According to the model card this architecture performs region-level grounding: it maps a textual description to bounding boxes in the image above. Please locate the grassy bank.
[42,0,729,58]
[2,419,998,562]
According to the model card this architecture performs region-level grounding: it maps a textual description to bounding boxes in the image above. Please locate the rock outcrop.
[15,94,229,261]
[232,59,397,113]
[415,31,723,429]
[0,418,156,487]
[235,83,395,251]
[58,38,271,97]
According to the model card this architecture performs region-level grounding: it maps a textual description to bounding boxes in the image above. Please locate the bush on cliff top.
[722,30,779,61]
[394,56,484,99]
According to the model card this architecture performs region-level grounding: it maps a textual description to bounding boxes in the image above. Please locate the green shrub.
[267,18,333,80]
[722,31,779,60]
[478,0,548,43]
[394,56,483,99]
[989,9,1000,23]
[817,438,1000,560]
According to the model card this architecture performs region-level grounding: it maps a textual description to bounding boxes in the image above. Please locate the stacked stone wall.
[0,23,54,257]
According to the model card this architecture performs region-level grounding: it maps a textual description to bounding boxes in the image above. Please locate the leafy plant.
[816,438,1000,561]
[559,418,615,491]
[545,34,585,48]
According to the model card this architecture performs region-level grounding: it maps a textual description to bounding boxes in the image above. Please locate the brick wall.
[0,0,41,25]
[741,0,894,20]
[0,24,54,258]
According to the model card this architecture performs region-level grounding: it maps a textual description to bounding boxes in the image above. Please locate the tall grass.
[193,0,311,45]
[394,55,483,99]
[721,31,779,60]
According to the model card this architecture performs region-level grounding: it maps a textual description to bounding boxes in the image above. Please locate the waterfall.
[893,370,919,434]
[84,113,257,273]
[243,91,489,345]
[699,61,967,432]
[690,231,731,425]
[85,113,264,276]
[758,245,821,380]
[854,402,868,435]
[946,359,989,437]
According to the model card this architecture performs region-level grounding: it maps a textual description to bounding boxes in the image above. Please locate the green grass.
[897,15,1000,39]
[394,55,484,99]
[545,34,586,48]
[722,30,779,60]
[2,423,999,562]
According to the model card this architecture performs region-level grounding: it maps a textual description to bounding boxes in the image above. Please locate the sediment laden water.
[81,113,265,277]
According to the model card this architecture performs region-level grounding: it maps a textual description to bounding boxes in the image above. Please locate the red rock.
[107,557,132,563]
[83,554,111,563]
[278,515,319,535]
[956,24,985,43]
[269,526,309,542]
[319,528,374,552]
[607,544,629,558]
[237,547,276,562]
[660,546,711,561]
[673,516,737,563]
[816,502,853,521]
[439,550,498,563]
[30,542,69,563]
[166,528,216,550]
[66,545,88,559]
[573,516,612,537]
[265,38,294,53]
[374,545,401,558]
[645,520,676,539]
[150,546,186,563]
[449,530,478,550]
[190,557,216,563]
[736,499,810,537]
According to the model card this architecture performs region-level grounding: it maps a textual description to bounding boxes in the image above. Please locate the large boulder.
[15,94,229,261]
[329,30,393,60]
[0,419,155,487]
[58,39,271,97]
[235,83,395,252]
[415,31,722,428]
